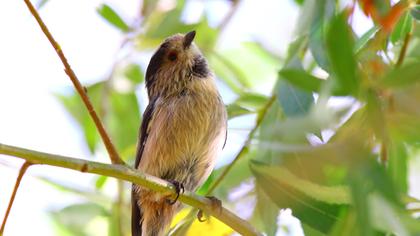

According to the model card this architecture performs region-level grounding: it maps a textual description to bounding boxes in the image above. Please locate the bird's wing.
[134,96,157,168]
[132,96,157,236]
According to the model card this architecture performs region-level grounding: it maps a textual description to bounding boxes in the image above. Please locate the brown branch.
[0,162,32,234]
[217,0,241,33]
[396,32,412,67]
[22,0,124,165]
[206,95,276,194]
[395,22,414,67]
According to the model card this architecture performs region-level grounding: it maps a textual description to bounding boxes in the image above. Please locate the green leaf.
[381,62,420,87]
[294,0,305,6]
[217,42,279,89]
[277,79,314,117]
[196,172,214,195]
[329,210,359,236]
[296,0,334,38]
[108,90,140,158]
[355,26,379,53]
[144,0,194,38]
[50,203,109,236]
[56,81,140,158]
[56,90,99,153]
[349,172,374,236]
[36,0,50,9]
[279,69,323,93]
[234,92,268,111]
[369,193,420,235]
[250,160,347,233]
[124,64,144,84]
[326,13,358,95]
[410,5,420,21]
[226,103,253,119]
[307,0,335,71]
[97,4,130,32]
[391,12,412,44]
[302,223,327,236]
[39,177,111,204]
[95,175,108,190]
[309,24,330,71]
[212,149,256,198]
[388,141,408,194]
[250,161,351,205]
[252,185,279,236]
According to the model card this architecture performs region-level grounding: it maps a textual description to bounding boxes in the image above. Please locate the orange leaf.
[379,2,407,33]
[359,0,375,17]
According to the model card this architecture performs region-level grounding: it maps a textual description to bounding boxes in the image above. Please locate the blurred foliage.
[51,0,420,235]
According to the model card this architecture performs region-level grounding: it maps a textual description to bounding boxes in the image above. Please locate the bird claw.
[197,209,206,222]
[167,180,184,205]
[196,196,222,222]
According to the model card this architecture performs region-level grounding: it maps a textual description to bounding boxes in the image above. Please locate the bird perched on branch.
[132,31,227,236]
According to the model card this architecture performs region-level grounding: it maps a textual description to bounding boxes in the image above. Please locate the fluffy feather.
[132,31,227,236]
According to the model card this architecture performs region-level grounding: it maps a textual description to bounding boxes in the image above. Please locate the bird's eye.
[168,52,177,61]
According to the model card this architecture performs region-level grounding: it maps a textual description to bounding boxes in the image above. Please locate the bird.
[131,30,227,236]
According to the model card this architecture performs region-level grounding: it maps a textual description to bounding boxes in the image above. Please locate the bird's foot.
[197,196,222,222]
[167,180,184,205]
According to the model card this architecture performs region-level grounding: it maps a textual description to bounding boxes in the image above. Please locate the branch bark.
[22,0,123,165]
[0,162,32,234]
[0,143,261,236]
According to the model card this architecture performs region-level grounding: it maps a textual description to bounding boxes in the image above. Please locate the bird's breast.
[139,82,226,190]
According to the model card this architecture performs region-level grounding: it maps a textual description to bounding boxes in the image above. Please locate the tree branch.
[396,30,412,67]
[0,143,261,236]
[0,161,32,234]
[22,0,124,165]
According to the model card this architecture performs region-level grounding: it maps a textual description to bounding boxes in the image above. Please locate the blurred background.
[1,0,420,235]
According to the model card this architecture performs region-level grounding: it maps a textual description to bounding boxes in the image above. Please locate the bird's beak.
[183,30,196,49]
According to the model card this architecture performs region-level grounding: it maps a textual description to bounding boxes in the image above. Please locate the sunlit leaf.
[124,64,144,84]
[355,26,379,53]
[391,12,412,44]
[97,4,131,32]
[50,203,109,236]
[381,61,420,87]
[326,13,358,95]
[279,69,323,93]
[277,79,314,117]
[251,185,279,236]
[250,161,347,233]
[411,5,420,20]
[388,141,408,193]
[226,103,253,119]
[217,42,279,89]
[235,92,268,110]
[95,175,108,190]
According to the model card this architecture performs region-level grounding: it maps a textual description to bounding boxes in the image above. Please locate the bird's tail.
[132,185,142,236]
[140,200,177,236]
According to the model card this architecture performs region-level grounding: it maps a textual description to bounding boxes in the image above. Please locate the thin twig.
[0,161,32,234]
[0,143,261,236]
[396,28,413,67]
[206,96,276,195]
[22,0,123,165]
[217,0,241,33]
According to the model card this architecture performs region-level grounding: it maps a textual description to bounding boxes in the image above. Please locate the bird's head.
[145,31,210,97]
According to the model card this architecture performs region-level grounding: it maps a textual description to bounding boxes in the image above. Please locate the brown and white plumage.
[132,31,227,236]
